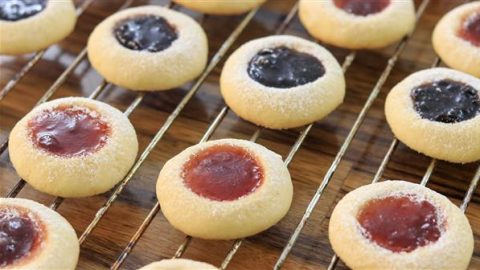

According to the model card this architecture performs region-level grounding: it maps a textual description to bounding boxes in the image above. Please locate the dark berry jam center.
[182,144,263,201]
[459,11,480,47]
[28,105,111,157]
[0,0,46,21]
[114,15,178,52]
[247,46,325,88]
[357,195,442,253]
[334,0,390,16]
[0,206,43,267]
[411,79,480,123]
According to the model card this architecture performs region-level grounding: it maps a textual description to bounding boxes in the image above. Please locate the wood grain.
[1,0,479,269]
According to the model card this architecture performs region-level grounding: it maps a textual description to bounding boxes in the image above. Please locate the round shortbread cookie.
[9,97,138,197]
[299,0,415,49]
[329,180,473,270]
[157,139,293,240]
[433,2,480,77]
[220,35,345,129]
[385,68,480,163]
[87,6,208,91]
[0,198,79,269]
[0,0,76,54]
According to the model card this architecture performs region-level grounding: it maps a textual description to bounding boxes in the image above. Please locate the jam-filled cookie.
[0,0,76,54]
[157,139,293,240]
[0,198,79,269]
[220,35,345,129]
[172,0,266,15]
[139,259,217,270]
[87,6,208,91]
[9,97,138,197]
[299,0,415,49]
[385,68,480,163]
[329,180,473,270]
[433,2,480,78]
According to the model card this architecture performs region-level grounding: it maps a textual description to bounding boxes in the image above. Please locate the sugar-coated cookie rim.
[157,139,293,239]
[138,258,217,270]
[0,0,77,54]
[172,0,266,15]
[299,0,416,49]
[432,2,480,77]
[9,97,138,197]
[385,68,480,163]
[87,6,208,91]
[329,180,473,270]
[220,35,345,129]
[0,198,79,270]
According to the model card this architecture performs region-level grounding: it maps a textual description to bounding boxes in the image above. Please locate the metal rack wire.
[1,0,479,269]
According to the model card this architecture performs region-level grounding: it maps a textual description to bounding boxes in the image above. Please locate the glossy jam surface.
[182,145,263,201]
[357,195,442,253]
[459,11,480,47]
[114,15,178,52]
[28,106,111,157]
[333,0,390,16]
[0,0,46,21]
[411,79,480,123]
[247,46,325,88]
[0,206,43,267]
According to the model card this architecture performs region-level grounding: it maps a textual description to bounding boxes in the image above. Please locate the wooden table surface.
[1,0,479,269]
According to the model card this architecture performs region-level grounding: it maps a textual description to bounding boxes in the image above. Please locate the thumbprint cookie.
[138,259,217,270]
[157,139,293,240]
[172,0,266,15]
[220,35,345,129]
[87,6,208,91]
[329,180,473,270]
[433,2,480,77]
[299,0,415,49]
[0,198,79,269]
[385,68,480,163]
[9,97,138,197]
[0,0,76,54]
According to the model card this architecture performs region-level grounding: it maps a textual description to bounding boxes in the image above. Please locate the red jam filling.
[182,145,263,201]
[0,206,44,267]
[459,11,480,47]
[334,0,390,16]
[28,106,111,157]
[357,195,442,253]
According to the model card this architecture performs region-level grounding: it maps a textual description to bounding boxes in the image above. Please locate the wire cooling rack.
[0,0,478,269]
